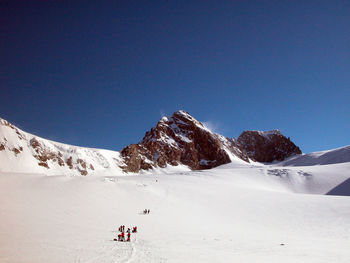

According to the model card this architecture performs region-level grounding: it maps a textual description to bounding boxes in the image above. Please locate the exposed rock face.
[120,110,248,172]
[120,144,153,173]
[30,138,65,168]
[237,130,302,163]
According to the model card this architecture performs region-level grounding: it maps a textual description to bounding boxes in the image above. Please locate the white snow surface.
[1,160,350,263]
[1,117,350,262]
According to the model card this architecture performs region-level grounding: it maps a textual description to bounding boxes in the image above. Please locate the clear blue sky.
[1,0,349,153]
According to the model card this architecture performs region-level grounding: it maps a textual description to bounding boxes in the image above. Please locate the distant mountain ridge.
[0,110,315,175]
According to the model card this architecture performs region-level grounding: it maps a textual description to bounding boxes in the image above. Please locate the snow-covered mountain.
[1,111,347,176]
[0,111,304,175]
[0,117,125,176]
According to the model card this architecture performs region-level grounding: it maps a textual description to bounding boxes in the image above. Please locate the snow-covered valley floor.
[1,162,350,263]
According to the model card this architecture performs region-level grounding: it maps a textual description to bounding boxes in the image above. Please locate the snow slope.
[0,118,126,176]
[279,145,350,166]
[1,160,350,263]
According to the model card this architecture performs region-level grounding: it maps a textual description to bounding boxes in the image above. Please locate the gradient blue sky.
[1,0,349,153]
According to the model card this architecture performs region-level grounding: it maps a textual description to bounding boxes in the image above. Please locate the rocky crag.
[120,111,301,172]
[120,111,248,172]
[237,130,302,163]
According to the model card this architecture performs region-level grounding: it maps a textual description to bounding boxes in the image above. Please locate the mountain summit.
[120,111,301,172]
[0,111,302,175]
[120,110,248,172]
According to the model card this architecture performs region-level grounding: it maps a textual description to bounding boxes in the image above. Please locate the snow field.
[1,162,350,262]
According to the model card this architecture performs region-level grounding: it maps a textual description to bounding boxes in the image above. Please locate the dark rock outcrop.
[120,144,153,173]
[29,137,93,173]
[120,110,247,172]
[237,130,302,163]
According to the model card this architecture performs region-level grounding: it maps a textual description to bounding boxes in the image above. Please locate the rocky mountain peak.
[120,111,244,172]
[120,111,303,172]
[143,110,209,145]
[237,130,302,163]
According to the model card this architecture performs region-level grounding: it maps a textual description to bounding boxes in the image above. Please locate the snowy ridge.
[280,145,350,166]
[0,117,125,176]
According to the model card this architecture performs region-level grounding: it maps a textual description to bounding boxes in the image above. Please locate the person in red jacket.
[127,232,131,242]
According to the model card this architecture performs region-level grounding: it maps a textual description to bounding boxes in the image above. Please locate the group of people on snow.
[115,225,137,242]
[114,209,150,242]
[143,209,150,214]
